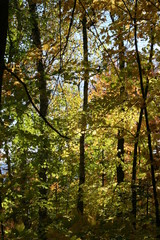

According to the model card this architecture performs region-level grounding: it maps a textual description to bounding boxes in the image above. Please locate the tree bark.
[0,0,9,109]
[77,14,89,215]
[117,33,125,184]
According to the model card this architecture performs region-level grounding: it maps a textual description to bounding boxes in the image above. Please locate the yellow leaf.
[43,43,50,51]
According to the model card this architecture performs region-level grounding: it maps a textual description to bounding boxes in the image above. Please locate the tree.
[77,12,89,215]
[0,0,9,108]
[133,0,160,230]
[0,0,160,239]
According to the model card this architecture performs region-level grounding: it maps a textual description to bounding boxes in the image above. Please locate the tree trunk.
[0,2,9,238]
[117,130,124,184]
[132,108,143,228]
[144,107,160,228]
[5,143,12,180]
[77,14,89,215]
[0,0,9,108]
[131,82,148,228]
[101,150,105,187]
[0,169,4,240]
[134,0,160,230]
[117,36,125,184]
[28,2,48,239]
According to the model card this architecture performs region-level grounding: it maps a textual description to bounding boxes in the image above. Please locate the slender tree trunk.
[117,130,124,184]
[134,0,160,230]
[77,14,89,215]
[0,0,9,109]
[0,169,4,240]
[144,106,160,228]
[132,82,148,228]
[0,2,9,238]
[117,36,125,184]
[132,17,155,229]
[110,13,125,184]
[101,150,105,187]
[28,2,48,239]
[132,108,143,228]
[5,143,12,180]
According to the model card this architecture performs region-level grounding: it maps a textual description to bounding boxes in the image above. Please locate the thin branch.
[79,0,121,81]
[122,0,133,20]
[62,0,77,56]
[146,0,160,11]
[134,0,145,99]
[5,66,69,139]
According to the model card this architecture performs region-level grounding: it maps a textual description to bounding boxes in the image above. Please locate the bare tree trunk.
[134,0,160,230]
[77,14,89,215]
[28,2,48,239]
[117,36,125,184]
[132,18,155,229]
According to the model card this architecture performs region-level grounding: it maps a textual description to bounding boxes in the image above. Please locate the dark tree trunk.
[134,0,160,230]
[0,0,9,108]
[117,130,124,184]
[132,108,143,228]
[28,2,48,239]
[132,82,148,228]
[117,37,125,184]
[0,169,4,240]
[144,107,160,228]
[77,14,89,215]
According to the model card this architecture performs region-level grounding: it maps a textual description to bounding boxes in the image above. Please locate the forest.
[0,0,160,239]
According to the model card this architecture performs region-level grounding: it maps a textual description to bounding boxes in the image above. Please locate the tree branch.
[5,66,69,139]
[62,0,77,56]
